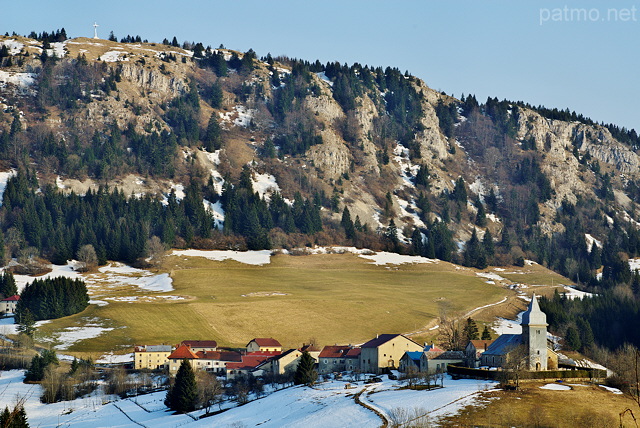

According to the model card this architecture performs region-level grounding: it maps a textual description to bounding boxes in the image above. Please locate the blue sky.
[2,0,638,131]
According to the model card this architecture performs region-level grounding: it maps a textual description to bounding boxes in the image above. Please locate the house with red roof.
[318,345,358,374]
[226,351,281,380]
[167,343,241,376]
[179,340,218,352]
[246,338,282,353]
[359,334,423,374]
[0,295,19,315]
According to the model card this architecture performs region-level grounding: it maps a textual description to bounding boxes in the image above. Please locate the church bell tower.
[521,294,548,371]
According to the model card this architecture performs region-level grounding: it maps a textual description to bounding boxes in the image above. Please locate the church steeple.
[522,293,547,327]
[521,293,549,371]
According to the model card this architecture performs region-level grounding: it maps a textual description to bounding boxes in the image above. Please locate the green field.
[33,253,567,358]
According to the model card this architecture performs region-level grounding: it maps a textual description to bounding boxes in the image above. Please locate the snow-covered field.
[0,370,498,428]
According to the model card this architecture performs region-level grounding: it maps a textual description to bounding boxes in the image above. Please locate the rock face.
[1,34,639,245]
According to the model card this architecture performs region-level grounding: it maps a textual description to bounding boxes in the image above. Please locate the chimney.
[484,343,487,351]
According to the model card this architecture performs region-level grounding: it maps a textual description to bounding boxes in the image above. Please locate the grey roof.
[521,294,547,326]
[430,351,464,360]
[138,345,172,352]
[483,334,522,356]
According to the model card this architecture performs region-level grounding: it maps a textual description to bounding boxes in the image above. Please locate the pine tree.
[0,405,29,428]
[463,318,479,341]
[483,229,495,258]
[165,359,198,413]
[481,325,492,340]
[0,271,17,297]
[16,308,35,338]
[341,207,355,240]
[293,351,317,386]
[475,198,487,227]
[565,326,581,351]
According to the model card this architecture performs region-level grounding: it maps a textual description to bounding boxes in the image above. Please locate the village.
[134,296,605,383]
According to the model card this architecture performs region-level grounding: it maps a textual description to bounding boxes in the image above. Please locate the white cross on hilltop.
[93,22,99,39]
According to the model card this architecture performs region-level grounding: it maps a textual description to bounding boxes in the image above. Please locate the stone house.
[318,345,352,374]
[359,334,423,374]
[167,344,242,376]
[179,340,218,352]
[134,345,172,370]
[464,340,495,368]
[226,351,281,380]
[246,338,282,353]
[0,295,19,315]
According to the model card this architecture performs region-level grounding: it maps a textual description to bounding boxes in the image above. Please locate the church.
[480,294,558,371]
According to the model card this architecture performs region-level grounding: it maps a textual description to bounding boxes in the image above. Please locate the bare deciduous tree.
[77,244,98,272]
[146,236,167,268]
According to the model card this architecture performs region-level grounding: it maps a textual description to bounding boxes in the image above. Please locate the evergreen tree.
[16,308,35,337]
[481,325,492,340]
[463,230,487,269]
[165,359,198,413]
[0,405,29,428]
[463,318,479,341]
[475,198,487,227]
[341,207,355,240]
[451,177,467,204]
[293,351,317,386]
[0,271,17,297]
[482,229,495,258]
[565,326,581,351]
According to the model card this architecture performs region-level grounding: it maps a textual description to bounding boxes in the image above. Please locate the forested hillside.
[1,30,640,352]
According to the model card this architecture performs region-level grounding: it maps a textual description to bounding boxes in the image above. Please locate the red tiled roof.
[469,340,494,350]
[299,343,321,353]
[319,345,351,359]
[424,344,444,352]
[196,350,242,362]
[1,295,19,302]
[181,340,218,349]
[249,338,282,347]
[345,348,361,358]
[168,344,199,360]
[227,353,276,370]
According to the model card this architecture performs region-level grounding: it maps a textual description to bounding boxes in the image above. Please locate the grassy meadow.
[33,253,570,357]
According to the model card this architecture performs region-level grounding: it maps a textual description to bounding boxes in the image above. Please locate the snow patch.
[316,72,333,86]
[0,71,36,88]
[539,383,571,391]
[562,285,595,300]
[203,199,224,229]
[0,170,17,206]
[358,252,437,266]
[0,39,24,55]
[251,172,281,200]
[53,326,115,350]
[585,234,602,249]
[172,249,272,265]
[476,272,507,282]
[599,385,623,394]
[99,50,128,62]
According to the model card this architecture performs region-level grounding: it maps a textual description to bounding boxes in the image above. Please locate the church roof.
[521,294,547,326]
[483,334,522,356]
